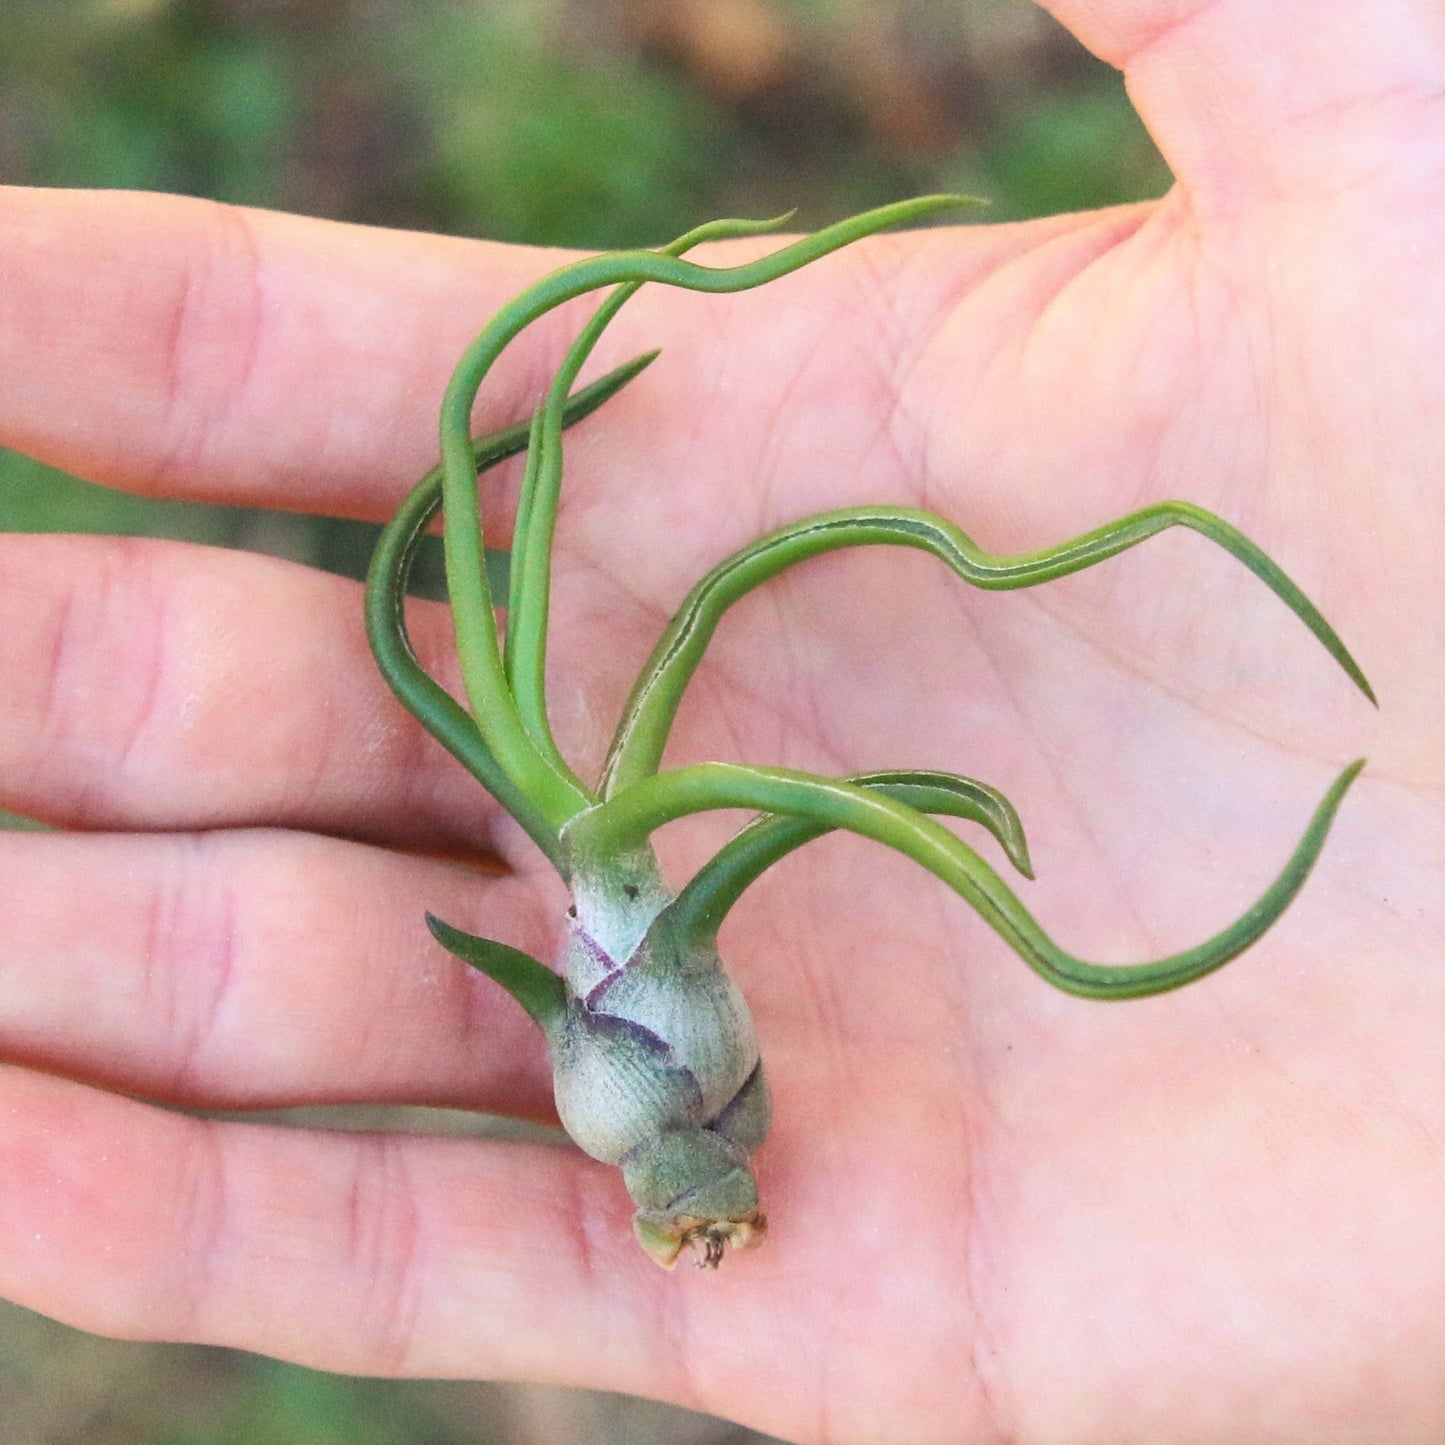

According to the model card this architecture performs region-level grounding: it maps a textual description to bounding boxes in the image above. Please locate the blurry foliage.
[384,5,737,247]
[0,2,1166,1440]
[0,0,1167,568]
[2,1300,769,1445]
[981,82,1171,217]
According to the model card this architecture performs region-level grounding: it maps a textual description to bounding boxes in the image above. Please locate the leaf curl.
[666,768,1034,944]
[601,503,1374,795]
[569,759,1365,1000]
[437,195,980,831]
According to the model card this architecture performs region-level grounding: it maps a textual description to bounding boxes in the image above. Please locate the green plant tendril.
[601,504,1374,796]
[566,759,1365,1000]
[503,405,548,656]
[504,212,799,788]
[666,769,1035,946]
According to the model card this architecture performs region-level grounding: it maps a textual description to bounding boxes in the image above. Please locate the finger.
[0,827,561,1115]
[0,1065,650,1381]
[0,186,1048,534]
[0,1064,826,1437]
[0,532,520,850]
[1041,1,1445,203]
[0,185,574,520]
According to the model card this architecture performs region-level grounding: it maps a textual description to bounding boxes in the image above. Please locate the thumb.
[1038,0,1445,206]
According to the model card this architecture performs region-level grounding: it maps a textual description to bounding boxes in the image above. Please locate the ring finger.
[0,825,560,1117]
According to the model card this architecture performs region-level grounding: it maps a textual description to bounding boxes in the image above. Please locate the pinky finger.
[0,1065,681,1385]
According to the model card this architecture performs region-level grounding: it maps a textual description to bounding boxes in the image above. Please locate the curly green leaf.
[504,212,799,793]
[666,768,1034,944]
[439,195,980,833]
[569,759,1365,1001]
[364,351,658,865]
[601,503,1374,795]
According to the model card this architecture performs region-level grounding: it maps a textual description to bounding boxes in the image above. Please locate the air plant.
[365,196,1372,1270]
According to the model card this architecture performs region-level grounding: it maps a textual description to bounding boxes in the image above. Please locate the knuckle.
[152,199,266,494]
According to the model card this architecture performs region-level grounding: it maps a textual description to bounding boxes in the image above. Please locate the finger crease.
[116,579,169,778]
[178,1115,229,1342]
[156,202,268,496]
[347,1133,427,1374]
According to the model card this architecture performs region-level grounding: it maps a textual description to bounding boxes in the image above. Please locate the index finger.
[0,186,574,519]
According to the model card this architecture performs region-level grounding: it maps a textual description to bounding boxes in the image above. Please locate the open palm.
[2,2,1441,1441]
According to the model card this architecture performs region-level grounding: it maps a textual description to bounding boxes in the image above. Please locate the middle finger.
[0,531,525,855]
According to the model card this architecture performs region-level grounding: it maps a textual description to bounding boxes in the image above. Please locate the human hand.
[1,0,1440,1439]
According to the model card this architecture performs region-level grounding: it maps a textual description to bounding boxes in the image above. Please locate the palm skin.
[0,1,1441,1440]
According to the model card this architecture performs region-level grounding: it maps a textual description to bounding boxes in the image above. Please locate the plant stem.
[366,352,660,865]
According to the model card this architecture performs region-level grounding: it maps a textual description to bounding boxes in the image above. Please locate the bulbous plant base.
[552,851,774,1267]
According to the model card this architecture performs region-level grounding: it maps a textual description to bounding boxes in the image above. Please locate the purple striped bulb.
[549,876,770,1269]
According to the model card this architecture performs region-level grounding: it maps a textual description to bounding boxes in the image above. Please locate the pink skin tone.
[0,1,1442,1440]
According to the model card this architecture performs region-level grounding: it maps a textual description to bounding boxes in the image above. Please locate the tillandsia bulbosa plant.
[365,196,1373,1270]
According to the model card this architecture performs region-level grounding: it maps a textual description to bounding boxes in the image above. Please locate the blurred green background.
[0,1,1167,1440]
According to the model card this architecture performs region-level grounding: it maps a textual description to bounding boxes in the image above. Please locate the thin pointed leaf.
[426,913,565,1036]
[504,212,806,776]
[364,352,659,865]
[569,759,1365,1001]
